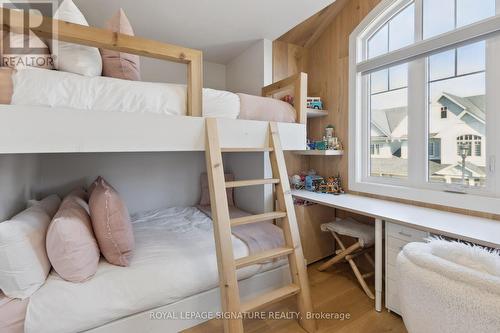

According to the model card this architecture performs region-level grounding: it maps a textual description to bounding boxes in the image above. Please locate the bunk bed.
[0,7,308,154]
[0,6,314,333]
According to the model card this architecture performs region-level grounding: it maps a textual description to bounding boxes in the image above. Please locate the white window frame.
[349,0,500,214]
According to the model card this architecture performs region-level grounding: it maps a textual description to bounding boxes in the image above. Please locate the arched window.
[349,0,500,213]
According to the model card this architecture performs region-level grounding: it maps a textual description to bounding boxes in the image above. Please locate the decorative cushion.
[199,173,235,206]
[53,0,102,76]
[2,32,54,69]
[101,9,141,81]
[0,68,14,104]
[46,190,99,282]
[0,205,52,299]
[89,177,134,266]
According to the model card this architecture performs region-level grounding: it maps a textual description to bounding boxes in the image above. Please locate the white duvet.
[11,68,241,119]
[25,207,285,333]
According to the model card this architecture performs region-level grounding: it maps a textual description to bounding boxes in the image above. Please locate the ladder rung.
[231,212,287,227]
[241,284,301,312]
[225,179,279,188]
[221,148,274,152]
[235,247,294,269]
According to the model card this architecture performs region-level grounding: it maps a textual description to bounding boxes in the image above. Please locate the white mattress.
[11,68,240,119]
[25,207,285,333]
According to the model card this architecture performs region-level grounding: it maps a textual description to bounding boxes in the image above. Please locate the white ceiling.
[73,0,335,64]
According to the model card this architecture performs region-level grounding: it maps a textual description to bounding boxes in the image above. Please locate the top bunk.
[0,6,308,153]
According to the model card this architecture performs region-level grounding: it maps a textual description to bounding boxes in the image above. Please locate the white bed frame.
[85,265,291,333]
[0,106,306,153]
[0,7,310,333]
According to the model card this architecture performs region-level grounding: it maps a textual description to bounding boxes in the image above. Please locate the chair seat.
[321,218,375,247]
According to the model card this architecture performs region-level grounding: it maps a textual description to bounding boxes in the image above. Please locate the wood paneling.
[278,0,350,48]
[273,41,309,82]
[306,0,382,187]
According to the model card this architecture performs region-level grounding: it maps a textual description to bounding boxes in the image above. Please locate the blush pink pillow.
[100,9,141,81]
[199,173,235,206]
[46,189,100,283]
[89,177,134,266]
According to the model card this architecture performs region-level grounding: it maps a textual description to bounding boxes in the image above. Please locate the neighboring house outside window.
[349,0,500,214]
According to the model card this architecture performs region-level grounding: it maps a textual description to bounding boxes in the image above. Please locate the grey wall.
[35,152,208,214]
[34,152,268,215]
[0,154,39,220]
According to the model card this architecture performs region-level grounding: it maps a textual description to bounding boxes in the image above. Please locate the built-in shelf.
[292,150,344,156]
[307,108,329,118]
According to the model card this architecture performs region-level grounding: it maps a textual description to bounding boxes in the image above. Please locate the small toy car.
[307,97,323,110]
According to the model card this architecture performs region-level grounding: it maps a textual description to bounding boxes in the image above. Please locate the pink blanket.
[237,93,296,123]
[197,205,285,255]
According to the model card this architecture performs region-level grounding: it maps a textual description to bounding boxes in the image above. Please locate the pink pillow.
[89,177,134,266]
[100,9,141,81]
[199,173,235,206]
[46,190,100,283]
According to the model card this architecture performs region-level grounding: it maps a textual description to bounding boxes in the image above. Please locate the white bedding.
[25,207,285,333]
[11,68,240,119]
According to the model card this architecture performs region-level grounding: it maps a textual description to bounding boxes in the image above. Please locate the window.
[440,107,448,119]
[350,0,500,214]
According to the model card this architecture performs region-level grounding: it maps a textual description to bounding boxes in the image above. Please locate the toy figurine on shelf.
[281,95,294,107]
[307,97,323,110]
[305,175,323,192]
[323,124,343,151]
[332,174,345,195]
[290,174,304,190]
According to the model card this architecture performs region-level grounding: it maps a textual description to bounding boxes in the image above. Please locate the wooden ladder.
[205,118,316,333]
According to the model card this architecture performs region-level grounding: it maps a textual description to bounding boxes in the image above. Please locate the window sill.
[349,180,500,215]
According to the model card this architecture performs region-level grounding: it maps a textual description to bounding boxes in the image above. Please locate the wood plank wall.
[275,0,500,221]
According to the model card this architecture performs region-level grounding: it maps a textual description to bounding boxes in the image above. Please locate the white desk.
[292,190,500,312]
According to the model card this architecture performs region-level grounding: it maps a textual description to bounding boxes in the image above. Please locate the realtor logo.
[0,0,57,69]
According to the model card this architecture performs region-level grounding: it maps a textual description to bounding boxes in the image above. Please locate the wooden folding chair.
[319,218,375,300]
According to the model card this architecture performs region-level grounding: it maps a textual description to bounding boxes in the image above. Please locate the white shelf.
[292,150,344,156]
[307,108,329,118]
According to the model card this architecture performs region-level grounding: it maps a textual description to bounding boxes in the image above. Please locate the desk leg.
[375,218,383,312]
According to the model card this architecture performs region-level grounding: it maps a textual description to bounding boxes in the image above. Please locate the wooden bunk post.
[205,118,316,333]
[262,72,308,124]
[187,53,203,117]
[0,7,203,118]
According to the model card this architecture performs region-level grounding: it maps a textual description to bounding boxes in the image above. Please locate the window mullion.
[407,0,426,187]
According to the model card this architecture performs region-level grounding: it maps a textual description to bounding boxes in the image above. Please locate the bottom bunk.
[1,205,289,333]
[0,151,289,333]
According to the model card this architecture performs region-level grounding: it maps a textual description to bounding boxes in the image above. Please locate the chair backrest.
[396,240,500,333]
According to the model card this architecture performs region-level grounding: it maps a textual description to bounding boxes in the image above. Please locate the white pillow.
[53,0,102,76]
[27,194,62,218]
[0,205,52,299]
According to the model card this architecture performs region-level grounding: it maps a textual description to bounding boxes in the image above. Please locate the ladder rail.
[205,119,316,333]
[205,118,244,333]
[268,122,316,333]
